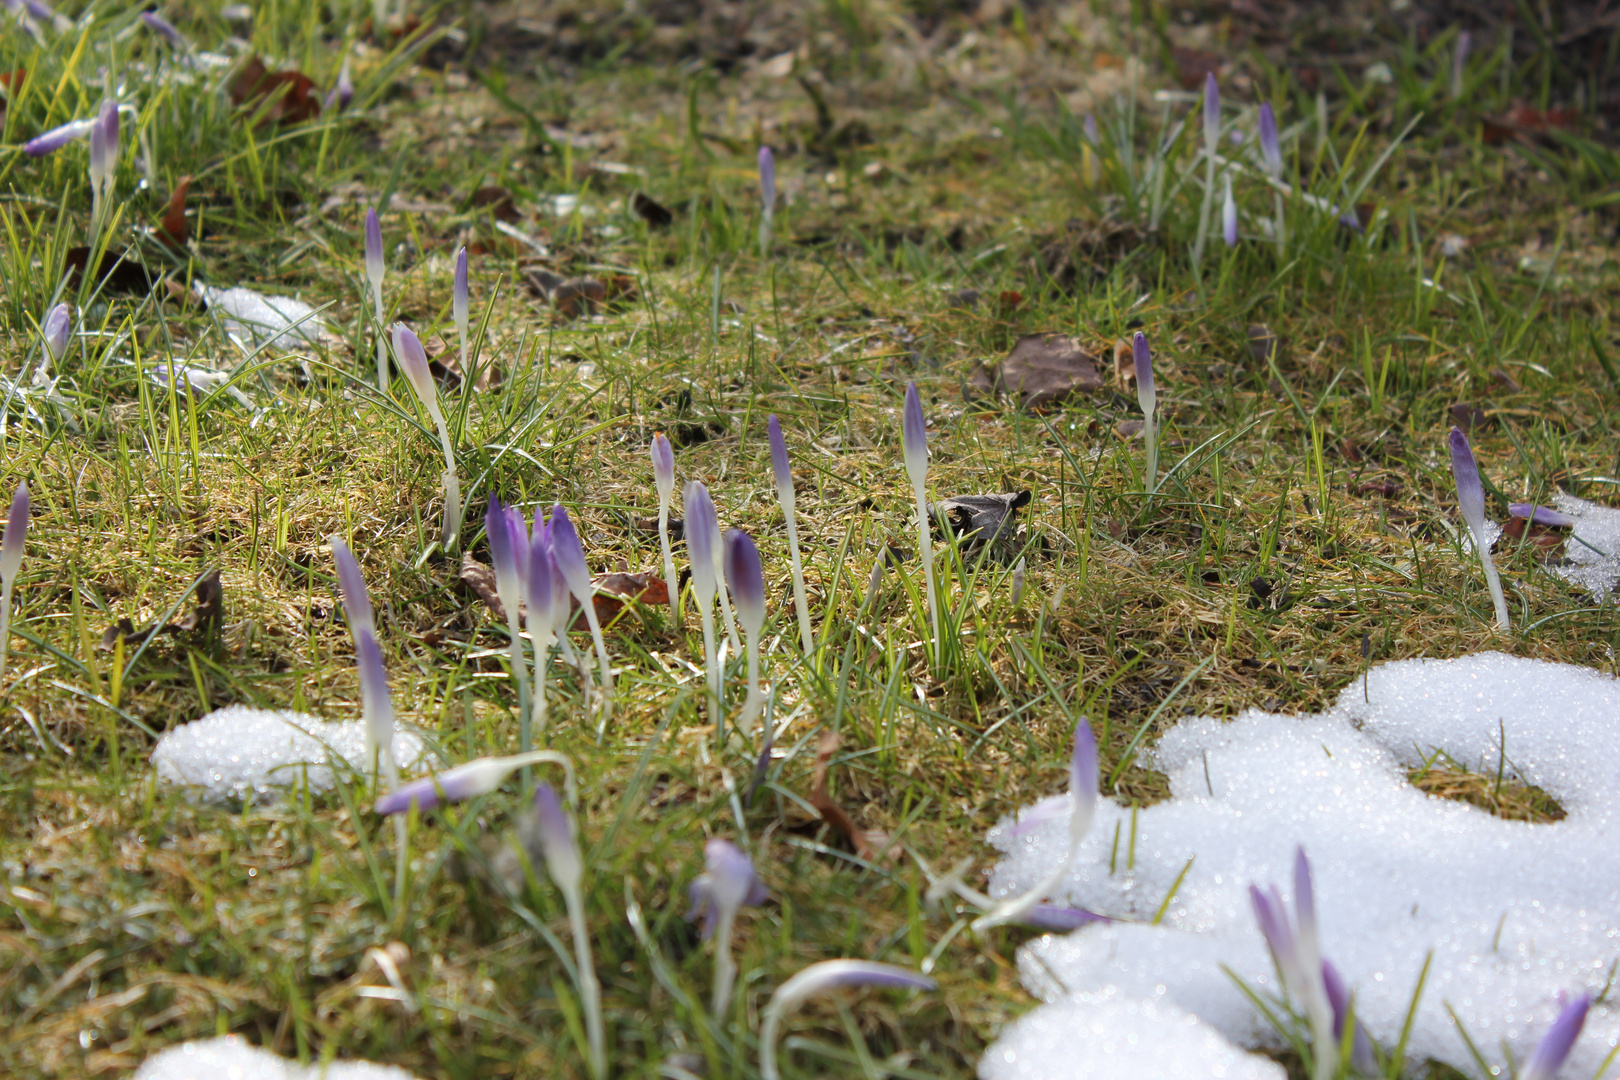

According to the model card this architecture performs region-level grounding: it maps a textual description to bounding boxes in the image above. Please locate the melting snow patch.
[152,705,427,804]
[134,1035,421,1079]
[982,652,1620,1079]
[1548,492,1620,600]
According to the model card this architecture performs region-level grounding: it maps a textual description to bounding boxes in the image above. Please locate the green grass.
[1,2,1617,1077]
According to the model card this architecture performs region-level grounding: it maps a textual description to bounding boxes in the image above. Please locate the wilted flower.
[375,749,569,815]
[651,433,678,615]
[532,783,605,1079]
[42,303,70,365]
[688,837,768,1014]
[0,483,29,680]
[549,505,614,726]
[1521,994,1590,1080]
[1448,427,1510,630]
[760,961,935,1080]
[393,324,460,553]
[768,414,814,654]
[903,382,939,664]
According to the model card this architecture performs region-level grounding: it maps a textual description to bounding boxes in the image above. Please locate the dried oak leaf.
[808,732,898,864]
[228,55,321,125]
[1499,517,1568,563]
[983,333,1104,411]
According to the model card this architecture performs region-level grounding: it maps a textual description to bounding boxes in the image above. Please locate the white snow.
[152,705,427,804]
[1547,492,1620,600]
[134,1035,421,1080]
[981,652,1620,1079]
[980,989,1285,1080]
[195,284,336,353]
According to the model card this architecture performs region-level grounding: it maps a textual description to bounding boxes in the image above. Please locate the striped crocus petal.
[684,482,718,601]
[1508,503,1575,528]
[547,505,593,607]
[453,246,469,334]
[0,483,29,586]
[364,208,384,290]
[1321,959,1378,1074]
[767,414,792,504]
[1448,427,1487,537]
[43,303,70,363]
[486,495,524,615]
[1522,994,1590,1080]
[330,536,374,634]
[902,381,927,490]
[532,782,581,889]
[527,538,559,637]
[769,960,934,1016]
[651,433,675,503]
[354,626,395,760]
[392,323,435,406]
[140,10,187,48]
[759,145,776,210]
[23,117,95,157]
[1133,332,1156,420]
[1258,103,1281,178]
[1069,719,1098,844]
[1203,73,1220,151]
[374,755,526,815]
[1222,172,1238,246]
[723,530,765,638]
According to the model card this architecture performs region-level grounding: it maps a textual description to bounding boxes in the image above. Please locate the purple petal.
[1448,427,1487,536]
[392,323,434,405]
[683,482,718,601]
[759,145,776,210]
[0,483,28,586]
[375,756,525,815]
[485,495,525,616]
[364,208,384,288]
[902,381,927,487]
[1322,959,1378,1073]
[686,875,717,937]
[1222,173,1238,247]
[1069,720,1098,838]
[42,303,70,363]
[1083,112,1098,145]
[767,414,792,499]
[99,99,118,165]
[354,626,395,760]
[453,247,469,328]
[705,838,767,909]
[1250,884,1299,986]
[1132,332,1155,418]
[1258,103,1281,177]
[24,117,96,157]
[723,530,765,637]
[1508,503,1574,528]
[326,57,354,112]
[532,782,580,885]
[527,539,559,637]
[651,433,675,501]
[1523,994,1590,1080]
[547,505,593,605]
[1020,904,1109,932]
[1293,847,1318,948]
[1203,73,1220,150]
[140,10,187,48]
[771,960,935,1015]
[330,537,374,633]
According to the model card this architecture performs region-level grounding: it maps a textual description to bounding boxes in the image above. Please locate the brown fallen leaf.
[158,176,191,248]
[228,55,322,125]
[66,246,153,294]
[929,491,1031,561]
[99,570,222,651]
[469,185,521,224]
[1500,516,1568,563]
[461,555,667,629]
[1448,401,1489,432]
[1482,104,1579,146]
[807,732,898,864]
[1114,337,1137,392]
[1351,479,1399,498]
[552,277,606,319]
[977,333,1103,411]
[1247,323,1283,364]
[631,191,674,228]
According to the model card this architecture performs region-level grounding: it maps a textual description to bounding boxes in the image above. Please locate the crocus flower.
[453,245,469,377]
[327,56,354,111]
[140,10,188,49]
[42,303,70,365]
[532,783,605,1079]
[331,538,395,780]
[1010,557,1026,608]
[365,208,386,389]
[1222,172,1238,247]
[651,433,678,616]
[1134,332,1159,494]
[1249,849,1336,1080]
[724,530,766,737]
[1522,994,1590,1080]
[1321,959,1377,1075]
[374,749,571,815]
[688,838,768,1015]
[486,496,532,746]
[903,382,939,665]
[23,117,96,157]
[1448,427,1510,630]
[1021,904,1108,932]
[1083,112,1099,145]
[684,481,722,713]
[768,414,813,654]
[87,101,118,241]
[1508,503,1575,528]
[974,719,1098,932]
[760,961,935,1080]
[1451,30,1471,100]
[758,145,776,255]
[1258,103,1282,179]
[526,535,561,736]
[1203,73,1220,155]
[0,483,29,681]
[393,324,460,553]
[550,505,614,728]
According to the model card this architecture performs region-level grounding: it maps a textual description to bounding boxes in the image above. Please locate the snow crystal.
[134,1035,421,1079]
[1547,492,1620,600]
[979,989,1285,1080]
[982,652,1620,1078]
[152,705,427,804]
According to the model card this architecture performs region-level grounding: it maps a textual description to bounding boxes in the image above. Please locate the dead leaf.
[1489,367,1521,393]
[947,288,980,310]
[929,491,1031,560]
[158,176,191,247]
[1247,323,1283,364]
[469,185,521,223]
[65,246,153,294]
[983,333,1104,411]
[228,55,322,125]
[1350,479,1399,498]
[459,554,505,620]
[1114,337,1137,392]
[1171,46,1220,90]
[1500,516,1568,563]
[996,290,1024,313]
[461,555,667,629]
[632,516,684,542]
[0,68,27,92]
[424,335,500,391]
[1448,401,1489,432]
[808,732,898,864]
[551,277,605,319]
[631,191,674,228]
[98,570,222,651]
[1482,104,1579,146]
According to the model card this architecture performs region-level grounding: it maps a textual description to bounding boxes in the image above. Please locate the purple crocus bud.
[532,781,581,889]
[392,323,434,406]
[767,414,793,507]
[1451,31,1471,99]
[1293,847,1321,973]
[42,303,70,364]
[1083,112,1099,145]
[547,505,593,611]
[1321,959,1378,1074]
[140,10,188,49]
[761,961,936,1080]
[1203,72,1220,153]
[364,208,384,293]
[759,145,776,211]
[331,535,375,634]
[527,538,560,639]
[331,57,354,111]
[723,531,764,640]
[1258,103,1282,179]
[1069,719,1098,843]
[1021,905,1108,932]
[1250,883,1302,994]
[453,245,469,352]
[684,482,719,605]
[1449,427,1486,537]
[687,838,768,939]
[486,495,525,620]
[23,117,96,157]
[353,626,395,763]
[1508,503,1575,528]
[651,433,675,505]
[1522,995,1590,1080]
[1,483,29,588]
[1222,172,1237,246]
[1133,331,1156,421]
[374,751,551,815]
[902,381,927,491]
[88,116,106,189]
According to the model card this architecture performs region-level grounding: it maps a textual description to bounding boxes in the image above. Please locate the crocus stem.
[717,576,742,658]
[0,576,14,682]
[1143,413,1159,495]
[783,503,813,656]
[912,477,939,667]
[506,612,530,754]
[430,418,459,552]
[737,633,763,737]
[373,290,387,391]
[712,905,737,1016]
[562,880,605,1079]
[530,628,553,736]
[393,807,408,913]
[759,207,773,258]
[1472,523,1511,630]
[698,601,720,721]
[580,601,613,736]
[658,500,678,618]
